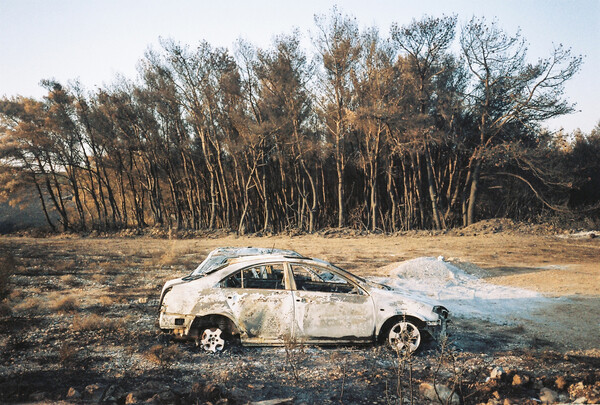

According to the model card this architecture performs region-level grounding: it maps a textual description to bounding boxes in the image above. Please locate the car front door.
[290,263,375,343]
[220,262,294,344]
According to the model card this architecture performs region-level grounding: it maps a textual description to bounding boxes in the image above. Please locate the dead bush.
[144,344,182,370]
[51,296,78,313]
[91,273,107,284]
[53,260,75,274]
[59,274,80,287]
[97,295,116,306]
[154,243,179,267]
[59,342,78,367]
[0,254,17,301]
[14,296,45,313]
[114,274,130,285]
[71,314,123,332]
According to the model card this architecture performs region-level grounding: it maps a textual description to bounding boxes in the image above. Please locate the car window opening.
[222,264,286,290]
[291,264,360,294]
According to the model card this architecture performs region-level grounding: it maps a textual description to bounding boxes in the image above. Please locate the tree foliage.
[0,11,594,233]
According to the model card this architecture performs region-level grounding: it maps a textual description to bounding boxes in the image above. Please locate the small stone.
[512,374,523,386]
[84,384,104,402]
[573,397,587,404]
[492,391,501,399]
[490,366,505,380]
[125,392,137,404]
[67,387,81,399]
[29,392,46,401]
[539,387,558,404]
[146,394,161,404]
[555,376,568,390]
[419,382,460,405]
[503,399,513,405]
[558,393,569,403]
[157,390,176,402]
[512,373,530,386]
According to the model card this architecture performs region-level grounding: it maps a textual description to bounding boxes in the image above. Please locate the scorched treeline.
[0,10,594,233]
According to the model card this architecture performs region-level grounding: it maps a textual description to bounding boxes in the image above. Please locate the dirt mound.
[373,257,549,323]
[448,218,560,236]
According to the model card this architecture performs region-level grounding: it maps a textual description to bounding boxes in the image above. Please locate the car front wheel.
[386,320,422,353]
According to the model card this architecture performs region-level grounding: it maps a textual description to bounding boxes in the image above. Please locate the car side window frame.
[220,262,289,291]
[289,263,367,295]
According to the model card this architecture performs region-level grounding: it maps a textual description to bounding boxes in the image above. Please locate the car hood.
[368,284,442,320]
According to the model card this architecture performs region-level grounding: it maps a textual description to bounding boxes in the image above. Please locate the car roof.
[228,254,306,265]
[208,247,303,259]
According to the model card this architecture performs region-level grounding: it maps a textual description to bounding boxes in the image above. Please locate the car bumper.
[424,317,448,341]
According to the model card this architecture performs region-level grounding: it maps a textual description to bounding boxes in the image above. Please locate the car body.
[159,247,449,352]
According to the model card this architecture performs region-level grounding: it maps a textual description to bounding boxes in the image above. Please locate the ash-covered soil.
[0,231,598,404]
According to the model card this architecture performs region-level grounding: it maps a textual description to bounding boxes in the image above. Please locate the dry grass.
[97,295,117,306]
[91,273,108,284]
[13,296,46,313]
[71,314,124,332]
[50,295,78,313]
[144,344,182,370]
[53,259,76,274]
[59,342,78,367]
[8,289,23,301]
[114,274,130,285]
[97,260,122,275]
[59,274,79,286]
[154,242,179,267]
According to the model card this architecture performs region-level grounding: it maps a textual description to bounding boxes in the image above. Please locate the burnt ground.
[0,230,599,404]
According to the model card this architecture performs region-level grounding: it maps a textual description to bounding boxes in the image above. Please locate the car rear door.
[220,262,294,344]
[289,263,375,343]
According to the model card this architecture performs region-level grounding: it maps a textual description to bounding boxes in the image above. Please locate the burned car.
[159,247,449,352]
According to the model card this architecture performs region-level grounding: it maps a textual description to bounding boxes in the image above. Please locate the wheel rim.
[200,327,225,352]
[388,321,421,353]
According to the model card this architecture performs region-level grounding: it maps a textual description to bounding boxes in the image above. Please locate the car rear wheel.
[386,320,422,353]
[199,327,225,352]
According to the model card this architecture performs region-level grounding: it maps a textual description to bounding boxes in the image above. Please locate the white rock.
[539,387,558,403]
[490,366,505,380]
[419,382,460,405]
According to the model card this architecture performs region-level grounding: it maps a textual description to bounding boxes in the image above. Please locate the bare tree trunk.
[411,152,426,228]
[425,146,443,230]
[336,156,344,228]
[32,176,56,232]
[467,158,482,226]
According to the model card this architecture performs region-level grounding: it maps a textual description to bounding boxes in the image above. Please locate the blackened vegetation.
[0,11,597,235]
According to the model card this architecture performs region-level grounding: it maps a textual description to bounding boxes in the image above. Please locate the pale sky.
[1,0,598,133]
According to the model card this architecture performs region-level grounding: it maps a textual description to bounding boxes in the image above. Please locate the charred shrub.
[59,342,78,367]
[144,344,182,371]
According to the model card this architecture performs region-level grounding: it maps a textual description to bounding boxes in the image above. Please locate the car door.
[290,263,375,343]
[220,262,294,344]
